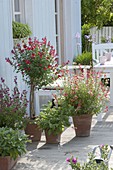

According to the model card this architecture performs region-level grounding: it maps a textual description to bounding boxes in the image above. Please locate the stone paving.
[13,106,113,170]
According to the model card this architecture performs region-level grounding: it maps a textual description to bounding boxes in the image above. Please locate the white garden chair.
[92,43,113,66]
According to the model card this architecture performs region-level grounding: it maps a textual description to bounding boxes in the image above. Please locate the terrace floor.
[13,105,113,170]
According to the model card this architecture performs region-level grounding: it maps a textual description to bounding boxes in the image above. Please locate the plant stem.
[30,83,35,118]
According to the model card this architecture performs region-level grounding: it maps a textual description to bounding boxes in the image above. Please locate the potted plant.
[0,77,28,130]
[0,127,30,170]
[73,52,92,66]
[73,52,92,76]
[66,144,112,170]
[6,37,66,140]
[12,21,32,46]
[60,70,109,137]
[36,101,70,144]
[24,117,42,142]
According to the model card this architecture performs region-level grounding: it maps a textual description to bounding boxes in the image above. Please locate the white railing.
[90,27,113,44]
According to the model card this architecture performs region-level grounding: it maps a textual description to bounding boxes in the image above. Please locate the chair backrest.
[92,43,113,65]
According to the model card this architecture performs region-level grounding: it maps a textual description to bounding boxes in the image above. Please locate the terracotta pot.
[45,130,61,144]
[25,123,42,142]
[0,156,18,170]
[72,114,92,137]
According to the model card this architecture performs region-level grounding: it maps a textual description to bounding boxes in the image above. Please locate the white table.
[63,65,91,78]
[94,58,113,107]
[35,78,64,115]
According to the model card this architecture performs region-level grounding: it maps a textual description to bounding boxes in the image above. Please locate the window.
[54,0,64,64]
[12,0,25,23]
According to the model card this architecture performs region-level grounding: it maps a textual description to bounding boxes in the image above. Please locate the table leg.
[97,112,103,122]
[110,72,113,106]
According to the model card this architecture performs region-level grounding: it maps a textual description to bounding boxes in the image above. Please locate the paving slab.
[13,106,113,170]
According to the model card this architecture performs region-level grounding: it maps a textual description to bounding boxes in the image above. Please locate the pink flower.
[42,37,47,44]
[66,158,70,162]
[1,77,5,83]
[43,67,47,70]
[21,49,24,53]
[5,58,12,65]
[100,144,104,148]
[72,158,77,164]
[31,53,36,59]
[23,44,27,48]
[11,50,15,54]
[48,65,51,69]
[28,37,32,41]
[47,41,50,46]
[27,47,31,50]
[25,60,31,65]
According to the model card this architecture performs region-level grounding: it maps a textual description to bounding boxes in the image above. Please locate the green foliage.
[61,70,109,116]
[73,52,92,66]
[6,37,66,117]
[12,21,32,39]
[81,0,113,28]
[37,102,70,135]
[0,127,30,160]
[67,144,112,170]
[82,24,92,52]
[0,77,28,130]
[8,37,64,88]
[101,36,113,43]
[101,36,107,43]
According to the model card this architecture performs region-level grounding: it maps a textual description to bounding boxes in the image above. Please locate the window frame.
[12,0,25,23]
[55,0,64,64]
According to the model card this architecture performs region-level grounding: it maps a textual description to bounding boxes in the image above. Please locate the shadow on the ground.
[13,107,113,170]
[26,141,40,151]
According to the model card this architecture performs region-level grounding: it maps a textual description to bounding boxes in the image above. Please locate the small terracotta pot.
[72,114,92,137]
[0,156,18,170]
[45,130,61,144]
[25,123,42,142]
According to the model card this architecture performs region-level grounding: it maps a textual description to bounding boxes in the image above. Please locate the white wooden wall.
[25,0,56,47]
[0,0,13,89]
[63,0,81,64]
[71,0,81,59]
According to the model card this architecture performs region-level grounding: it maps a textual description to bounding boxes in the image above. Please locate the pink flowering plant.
[61,69,109,116]
[0,77,28,129]
[66,144,113,170]
[6,37,67,117]
[66,155,109,170]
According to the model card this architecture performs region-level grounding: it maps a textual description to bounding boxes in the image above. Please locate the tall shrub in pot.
[6,37,66,118]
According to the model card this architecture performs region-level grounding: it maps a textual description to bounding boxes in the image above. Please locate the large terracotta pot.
[72,114,92,137]
[0,156,18,170]
[45,130,61,144]
[25,123,42,142]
